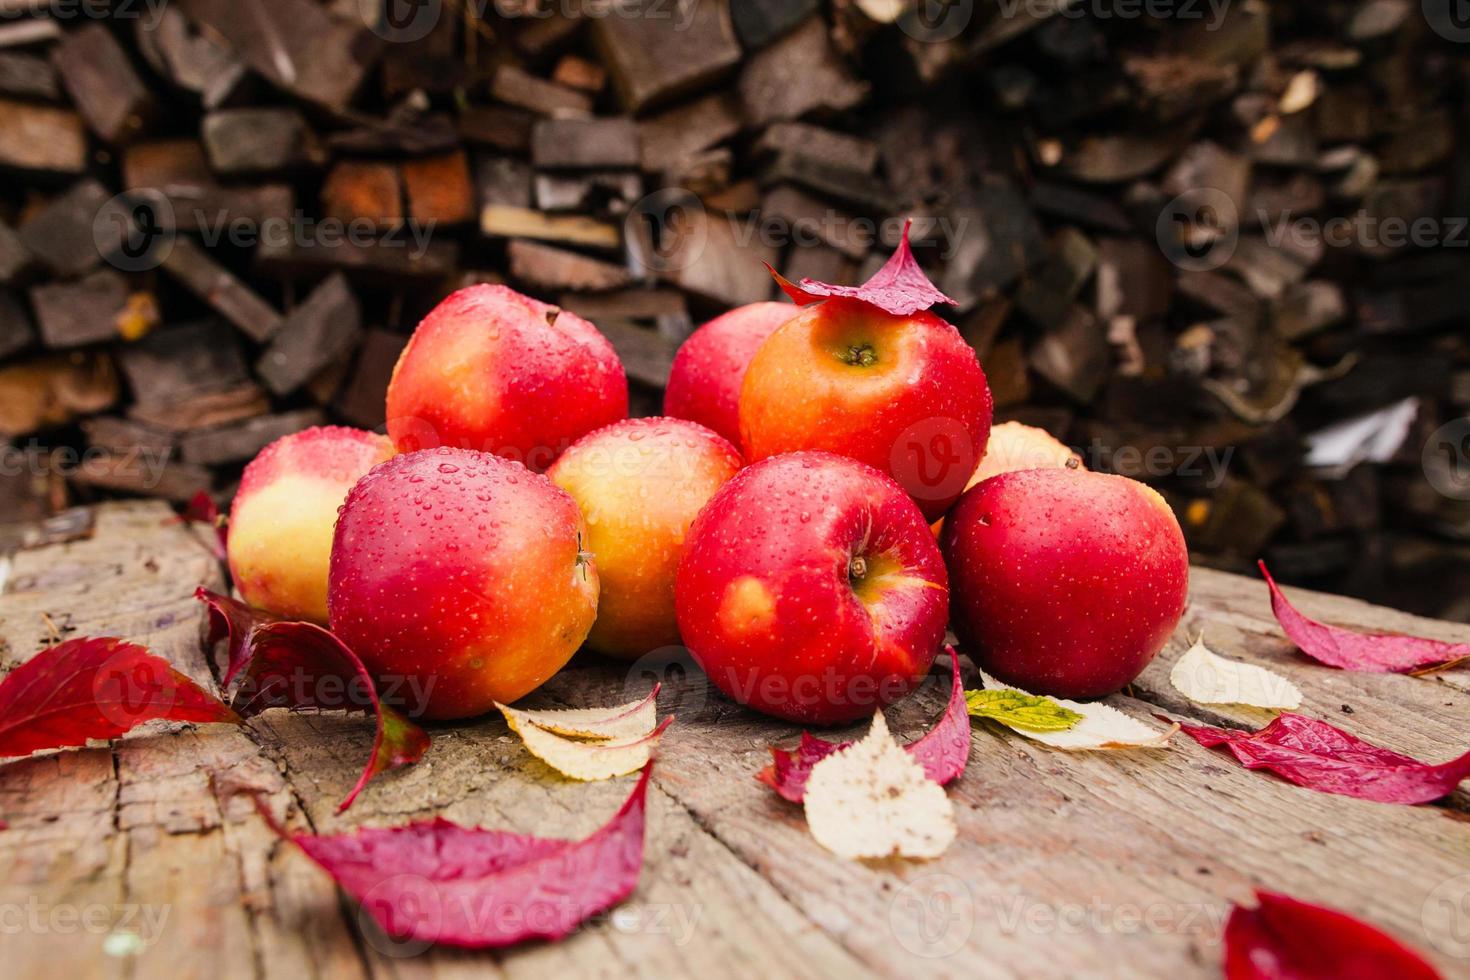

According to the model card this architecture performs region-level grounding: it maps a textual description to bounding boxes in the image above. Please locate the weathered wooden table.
[2,501,1467,979]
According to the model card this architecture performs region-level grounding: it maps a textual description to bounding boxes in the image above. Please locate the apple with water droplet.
[548,417,742,660]
[386,284,627,471]
[940,468,1188,699]
[663,301,797,446]
[676,451,948,724]
[329,447,598,719]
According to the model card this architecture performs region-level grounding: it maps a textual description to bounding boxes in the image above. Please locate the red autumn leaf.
[1170,711,1470,805]
[1259,561,1470,673]
[265,763,653,949]
[197,587,282,686]
[757,651,969,803]
[0,636,238,758]
[766,218,955,316]
[170,490,228,560]
[1225,890,1441,979]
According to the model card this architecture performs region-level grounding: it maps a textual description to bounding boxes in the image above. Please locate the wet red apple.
[676,451,948,724]
[328,447,598,719]
[663,301,796,446]
[738,298,992,521]
[941,468,1188,698]
[385,284,627,471]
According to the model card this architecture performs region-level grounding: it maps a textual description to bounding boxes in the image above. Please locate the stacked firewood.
[1,0,1467,619]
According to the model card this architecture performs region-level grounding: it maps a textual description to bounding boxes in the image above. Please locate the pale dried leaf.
[506,687,659,741]
[803,712,956,860]
[499,704,670,780]
[977,671,1175,749]
[1170,639,1302,710]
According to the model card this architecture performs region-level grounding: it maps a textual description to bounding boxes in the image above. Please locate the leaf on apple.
[1260,561,1470,674]
[976,671,1176,749]
[1169,710,1470,805]
[965,689,1083,732]
[499,701,672,781]
[766,218,955,316]
[259,764,653,949]
[1224,890,1442,979]
[0,636,238,758]
[1170,637,1302,710]
[196,590,431,813]
[196,587,282,686]
[757,652,970,803]
[803,711,957,860]
[501,686,660,741]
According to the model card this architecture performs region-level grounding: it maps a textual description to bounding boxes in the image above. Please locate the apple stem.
[848,554,869,584]
[575,532,593,581]
[841,344,877,367]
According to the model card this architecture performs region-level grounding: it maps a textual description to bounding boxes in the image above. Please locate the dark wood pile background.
[0,0,1467,620]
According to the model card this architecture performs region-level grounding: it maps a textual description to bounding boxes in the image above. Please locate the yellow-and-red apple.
[227,426,394,623]
[328,447,598,719]
[548,417,742,660]
[663,301,795,446]
[940,468,1188,698]
[738,298,992,521]
[386,284,627,471]
[933,421,1083,534]
[676,451,948,724]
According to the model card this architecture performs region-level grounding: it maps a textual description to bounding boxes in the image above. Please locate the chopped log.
[333,328,405,430]
[594,319,678,388]
[558,289,688,322]
[662,206,777,307]
[1015,227,1098,330]
[132,5,246,110]
[401,150,475,226]
[161,238,283,343]
[0,287,33,359]
[534,172,643,214]
[255,273,362,397]
[18,179,113,279]
[1030,305,1110,404]
[254,227,460,284]
[638,92,742,173]
[478,155,534,209]
[507,240,632,293]
[552,55,606,94]
[117,320,250,406]
[0,218,33,284]
[458,104,535,152]
[739,17,868,126]
[178,408,326,466]
[202,108,327,176]
[731,0,819,49]
[480,204,620,249]
[0,352,118,438]
[0,50,59,102]
[488,65,593,116]
[51,21,153,145]
[532,118,640,170]
[593,0,741,113]
[128,383,270,433]
[28,269,139,348]
[759,185,868,260]
[940,179,1047,308]
[71,453,211,503]
[321,161,404,229]
[328,107,460,156]
[81,416,174,456]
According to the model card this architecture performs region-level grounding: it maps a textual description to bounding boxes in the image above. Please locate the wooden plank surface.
[1,502,1468,979]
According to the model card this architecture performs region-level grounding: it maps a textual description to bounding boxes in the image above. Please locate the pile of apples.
[227,235,1188,725]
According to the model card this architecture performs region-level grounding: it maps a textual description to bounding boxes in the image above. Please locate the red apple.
[941,468,1188,698]
[738,298,992,520]
[548,417,742,660]
[932,421,1083,535]
[228,426,394,624]
[676,451,948,724]
[663,301,796,446]
[385,284,627,471]
[329,447,598,720]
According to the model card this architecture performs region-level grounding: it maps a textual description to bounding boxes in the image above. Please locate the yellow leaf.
[499,705,670,781]
[502,685,659,741]
[803,712,956,860]
[1169,638,1301,710]
[977,671,1175,750]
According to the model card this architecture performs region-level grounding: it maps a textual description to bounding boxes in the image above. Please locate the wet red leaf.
[266,764,653,949]
[1225,890,1441,979]
[0,636,238,758]
[766,218,955,316]
[1259,561,1470,673]
[196,590,430,813]
[1171,711,1470,805]
[757,651,969,803]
